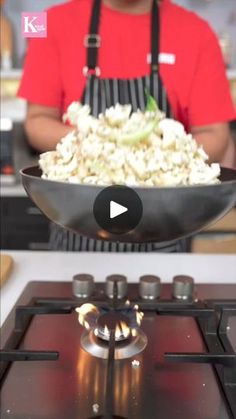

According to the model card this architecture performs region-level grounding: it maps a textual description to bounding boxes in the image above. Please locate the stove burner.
[76,302,146,357]
[96,312,130,341]
[81,328,147,359]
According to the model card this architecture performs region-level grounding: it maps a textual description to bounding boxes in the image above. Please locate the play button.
[93,185,143,235]
[110,201,128,219]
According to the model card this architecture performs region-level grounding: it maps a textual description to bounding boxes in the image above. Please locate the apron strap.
[85,0,160,75]
[85,0,102,73]
[151,0,160,73]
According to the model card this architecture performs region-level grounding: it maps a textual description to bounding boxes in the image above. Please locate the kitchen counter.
[1,183,26,197]
[1,250,235,327]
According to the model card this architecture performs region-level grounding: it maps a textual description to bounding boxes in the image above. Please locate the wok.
[21,166,236,244]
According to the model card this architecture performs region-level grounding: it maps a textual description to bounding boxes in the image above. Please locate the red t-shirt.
[18,0,236,131]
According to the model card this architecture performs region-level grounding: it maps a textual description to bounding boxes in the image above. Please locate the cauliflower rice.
[39,102,221,187]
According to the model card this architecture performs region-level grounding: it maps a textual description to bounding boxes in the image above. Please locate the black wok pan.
[20,166,236,244]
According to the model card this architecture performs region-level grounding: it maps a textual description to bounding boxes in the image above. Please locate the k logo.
[21,12,47,38]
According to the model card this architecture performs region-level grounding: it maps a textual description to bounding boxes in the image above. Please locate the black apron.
[49,0,188,253]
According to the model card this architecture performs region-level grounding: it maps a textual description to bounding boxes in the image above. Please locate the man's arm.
[191,122,235,166]
[25,104,74,152]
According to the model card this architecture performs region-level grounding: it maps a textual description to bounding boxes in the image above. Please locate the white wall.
[174,0,236,67]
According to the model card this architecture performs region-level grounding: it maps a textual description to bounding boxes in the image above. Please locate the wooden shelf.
[204,208,236,232]
[192,208,236,254]
[192,235,236,254]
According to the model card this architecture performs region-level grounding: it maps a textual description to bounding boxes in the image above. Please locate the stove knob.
[139,275,161,299]
[172,275,194,300]
[106,275,127,299]
[72,274,95,298]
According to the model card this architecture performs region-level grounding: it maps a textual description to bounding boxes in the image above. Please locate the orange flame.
[131,329,138,337]
[76,303,144,338]
[134,304,144,326]
[76,303,98,329]
[101,321,131,340]
[116,321,130,339]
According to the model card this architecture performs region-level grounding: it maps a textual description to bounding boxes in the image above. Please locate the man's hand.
[25,104,74,152]
[191,122,235,167]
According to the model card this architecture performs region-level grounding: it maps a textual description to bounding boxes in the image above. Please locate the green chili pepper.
[118,92,160,144]
[145,90,159,112]
[119,119,158,145]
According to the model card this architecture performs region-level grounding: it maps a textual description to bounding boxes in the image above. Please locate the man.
[18,0,236,251]
[19,0,235,162]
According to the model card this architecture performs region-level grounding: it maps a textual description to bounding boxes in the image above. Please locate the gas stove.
[0,275,236,419]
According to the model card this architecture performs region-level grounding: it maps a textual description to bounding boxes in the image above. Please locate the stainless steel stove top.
[0,277,236,419]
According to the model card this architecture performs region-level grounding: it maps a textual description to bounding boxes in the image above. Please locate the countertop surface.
[0,250,235,326]
[1,183,26,197]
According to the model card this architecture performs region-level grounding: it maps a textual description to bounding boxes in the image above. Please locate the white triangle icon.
[110,201,128,219]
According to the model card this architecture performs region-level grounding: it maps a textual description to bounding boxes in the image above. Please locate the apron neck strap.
[86,0,102,72]
[85,0,160,74]
[151,0,160,72]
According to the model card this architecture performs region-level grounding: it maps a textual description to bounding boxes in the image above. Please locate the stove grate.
[0,295,236,418]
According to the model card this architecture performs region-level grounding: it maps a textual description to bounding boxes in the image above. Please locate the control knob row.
[72,273,194,300]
